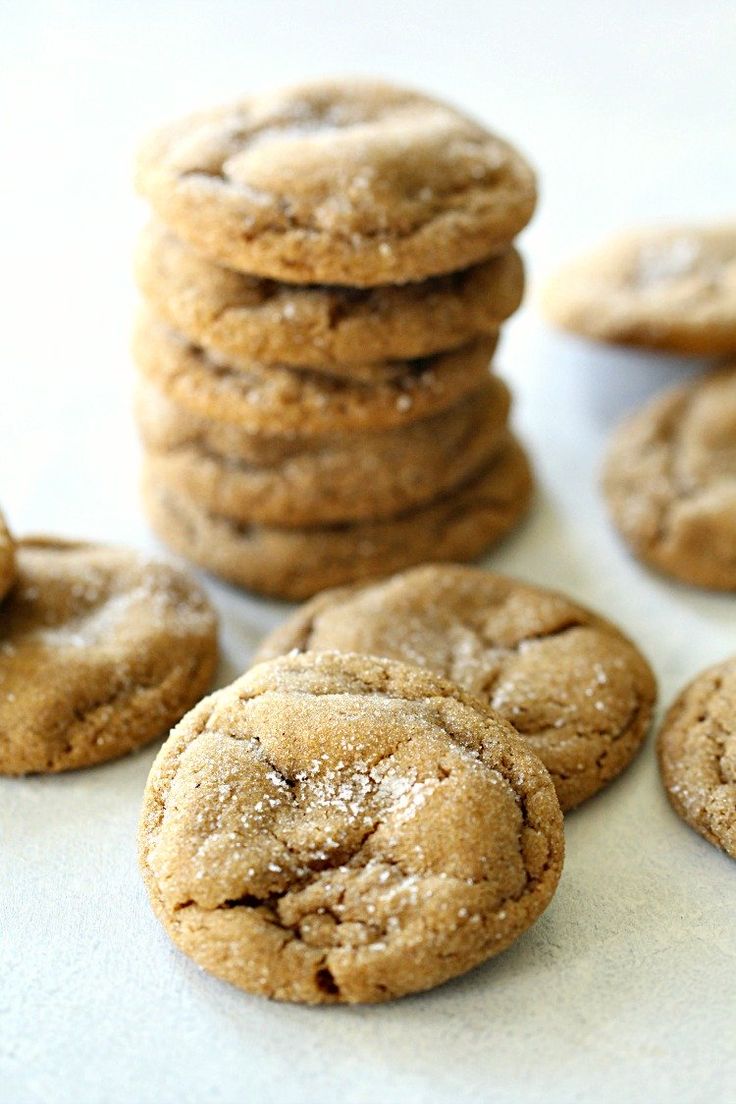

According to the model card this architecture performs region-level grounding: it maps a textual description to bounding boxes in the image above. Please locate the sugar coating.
[139,651,563,1004]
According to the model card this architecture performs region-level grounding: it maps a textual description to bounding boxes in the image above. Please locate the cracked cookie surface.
[141,436,533,600]
[139,378,511,527]
[255,564,656,810]
[543,224,736,354]
[603,366,736,590]
[0,509,15,604]
[133,310,496,436]
[136,221,522,372]
[658,656,736,860]
[135,78,536,286]
[139,651,564,1003]
[0,538,218,774]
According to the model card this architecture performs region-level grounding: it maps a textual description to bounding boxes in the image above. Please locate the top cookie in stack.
[134,79,537,600]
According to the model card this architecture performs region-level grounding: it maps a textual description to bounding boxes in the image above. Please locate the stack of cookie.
[133,79,537,599]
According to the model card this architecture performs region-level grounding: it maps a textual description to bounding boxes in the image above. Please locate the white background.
[1,3,735,1102]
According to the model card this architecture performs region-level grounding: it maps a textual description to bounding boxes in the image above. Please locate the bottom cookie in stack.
[141,434,532,601]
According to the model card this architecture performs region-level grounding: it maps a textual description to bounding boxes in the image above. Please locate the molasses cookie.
[255,564,656,810]
[0,538,218,774]
[136,221,523,372]
[658,656,736,860]
[603,366,736,589]
[139,650,564,1003]
[141,436,533,600]
[543,224,736,354]
[136,78,536,286]
[140,378,511,526]
[133,311,496,436]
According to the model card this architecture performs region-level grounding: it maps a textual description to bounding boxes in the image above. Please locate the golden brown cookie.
[141,435,533,600]
[136,79,537,287]
[0,509,15,603]
[134,372,510,467]
[542,225,736,354]
[133,311,496,436]
[0,538,218,774]
[139,379,511,527]
[603,366,736,590]
[136,221,523,371]
[254,565,657,811]
[658,657,736,860]
[139,650,564,1003]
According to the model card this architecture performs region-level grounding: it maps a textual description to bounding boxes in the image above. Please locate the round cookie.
[133,311,496,436]
[0,538,218,774]
[139,650,564,1003]
[542,224,736,354]
[603,366,736,590]
[141,435,533,601]
[136,78,537,287]
[140,379,511,527]
[134,372,511,466]
[136,221,524,372]
[0,508,16,603]
[254,565,656,811]
[658,657,736,860]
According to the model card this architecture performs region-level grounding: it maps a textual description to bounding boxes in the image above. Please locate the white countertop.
[1,2,734,1102]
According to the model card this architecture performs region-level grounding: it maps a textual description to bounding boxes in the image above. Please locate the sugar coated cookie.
[136,79,536,286]
[141,436,533,600]
[136,221,523,371]
[255,564,656,810]
[139,650,564,1003]
[543,224,736,354]
[139,378,511,527]
[0,539,218,774]
[603,366,736,590]
[658,657,736,860]
[133,311,496,436]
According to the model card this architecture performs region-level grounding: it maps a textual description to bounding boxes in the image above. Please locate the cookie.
[141,435,533,600]
[134,372,510,467]
[136,78,537,287]
[133,311,496,436]
[603,366,736,590]
[255,564,656,810]
[140,379,511,527]
[136,221,524,371]
[139,650,564,1003]
[0,509,15,603]
[0,538,218,774]
[542,225,736,354]
[658,657,736,860]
